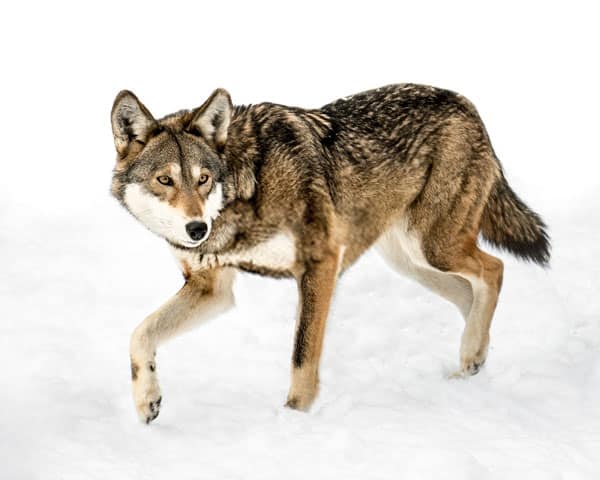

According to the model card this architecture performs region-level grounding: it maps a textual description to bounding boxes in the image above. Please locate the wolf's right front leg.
[129,267,235,423]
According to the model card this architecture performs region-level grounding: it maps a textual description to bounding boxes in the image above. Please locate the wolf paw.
[132,373,162,423]
[142,394,162,424]
[285,396,309,412]
[136,391,162,424]
[284,389,317,412]
[286,367,319,411]
[449,359,486,379]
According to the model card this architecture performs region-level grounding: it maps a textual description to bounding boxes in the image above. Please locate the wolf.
[110,84,550,423]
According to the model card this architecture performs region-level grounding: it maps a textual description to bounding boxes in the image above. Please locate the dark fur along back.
[480,173,551,266]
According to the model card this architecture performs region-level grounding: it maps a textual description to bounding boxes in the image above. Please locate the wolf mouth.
[176,239,202,249]
[167,238,202,250]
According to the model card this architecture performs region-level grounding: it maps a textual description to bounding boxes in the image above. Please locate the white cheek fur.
[123,184,190,243]
[123,182,224,246]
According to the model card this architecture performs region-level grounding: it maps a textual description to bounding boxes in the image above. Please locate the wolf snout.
[186,221,208,241]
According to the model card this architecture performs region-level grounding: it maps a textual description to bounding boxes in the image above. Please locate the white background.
[1,1,599,479]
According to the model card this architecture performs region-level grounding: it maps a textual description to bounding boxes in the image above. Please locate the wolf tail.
[480,173,551,266]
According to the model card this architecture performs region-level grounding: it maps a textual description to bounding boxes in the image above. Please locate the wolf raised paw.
[132,363,162,423]
[135,388,162,424]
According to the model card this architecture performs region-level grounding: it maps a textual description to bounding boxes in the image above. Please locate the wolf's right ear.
[111,90,157,156]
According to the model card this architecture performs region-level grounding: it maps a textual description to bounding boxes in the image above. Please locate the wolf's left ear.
[111,90,157,156]
[188,89,232,151]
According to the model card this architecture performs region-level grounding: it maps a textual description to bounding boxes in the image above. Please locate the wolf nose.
[185,221,208,241]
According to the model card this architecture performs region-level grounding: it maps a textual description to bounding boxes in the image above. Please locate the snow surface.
[2,189,600,479]
[2,1,600,478]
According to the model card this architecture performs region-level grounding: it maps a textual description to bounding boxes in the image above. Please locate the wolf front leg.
[286,248,342,411]
[129,267,235,423]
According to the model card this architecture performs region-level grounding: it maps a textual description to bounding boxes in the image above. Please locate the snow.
[2,1,600,478]
[2,191,600,479]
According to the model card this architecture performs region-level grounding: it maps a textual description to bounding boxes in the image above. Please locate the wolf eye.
[198,174,210,185]
[157,175,173,186]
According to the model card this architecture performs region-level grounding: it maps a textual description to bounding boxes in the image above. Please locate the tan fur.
[286,245,344,410]
[129,268,235,422]
[452,248,504,376]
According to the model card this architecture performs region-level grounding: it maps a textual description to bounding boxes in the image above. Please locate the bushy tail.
[480,174,551,266]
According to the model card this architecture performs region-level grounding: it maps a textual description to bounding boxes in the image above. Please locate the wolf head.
[110,89,233,248]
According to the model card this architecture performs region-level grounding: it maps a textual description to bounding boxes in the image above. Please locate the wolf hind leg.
[399,128,501,375]
[420,229,503,377]
[449,248,503,376]
[376,222,474,320]
[376,219,503,376]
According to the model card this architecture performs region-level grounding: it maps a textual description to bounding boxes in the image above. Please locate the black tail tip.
[493,228,551,267]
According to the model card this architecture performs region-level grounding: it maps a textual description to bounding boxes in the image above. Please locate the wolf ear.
[111,90,157,156]
[188,89,232,151]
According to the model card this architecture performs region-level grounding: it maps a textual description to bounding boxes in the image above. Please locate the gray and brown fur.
[110,84,550,422]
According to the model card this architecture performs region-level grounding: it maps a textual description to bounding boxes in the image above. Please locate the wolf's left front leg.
[129,267,235,423]
[286,248,342,411]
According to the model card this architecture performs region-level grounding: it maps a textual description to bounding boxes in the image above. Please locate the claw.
[145,410,159,424]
